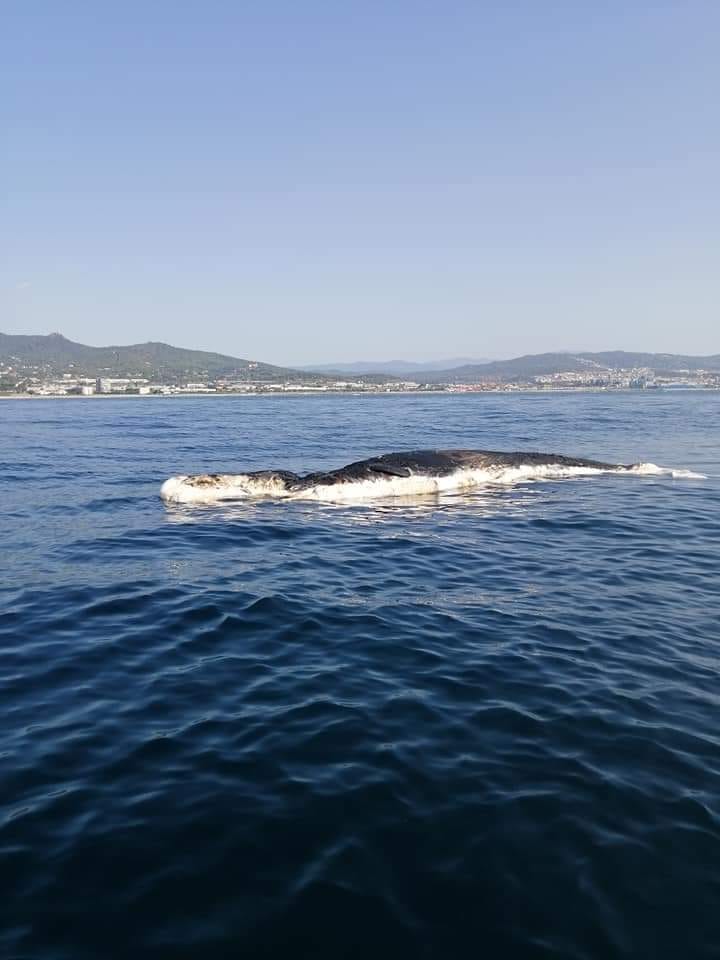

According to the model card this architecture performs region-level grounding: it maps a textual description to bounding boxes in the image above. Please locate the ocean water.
[1,391,719,959]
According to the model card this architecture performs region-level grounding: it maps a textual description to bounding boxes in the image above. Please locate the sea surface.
[1,391,719,959]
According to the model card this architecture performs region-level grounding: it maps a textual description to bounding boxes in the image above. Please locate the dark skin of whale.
[225,449,630,492]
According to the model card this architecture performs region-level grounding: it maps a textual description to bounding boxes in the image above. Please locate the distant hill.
[301,357,493,376]
[0,332,316,383]
[422,351,720,383]
[3,336,718,387]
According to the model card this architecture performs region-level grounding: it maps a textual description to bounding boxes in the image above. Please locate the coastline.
[2,386,718,400]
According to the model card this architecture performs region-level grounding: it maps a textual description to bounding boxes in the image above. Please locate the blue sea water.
[1,391,719,959]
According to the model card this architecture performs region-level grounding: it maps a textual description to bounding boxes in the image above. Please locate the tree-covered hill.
[0,333,315,383]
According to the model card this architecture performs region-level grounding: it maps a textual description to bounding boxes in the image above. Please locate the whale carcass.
[160,449,643,504]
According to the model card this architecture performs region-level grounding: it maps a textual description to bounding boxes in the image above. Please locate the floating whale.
[158,448,687,504]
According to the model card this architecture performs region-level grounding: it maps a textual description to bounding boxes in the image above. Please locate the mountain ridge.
[421,350,720,383]
[300,357,493,375]
[2,334,719,385]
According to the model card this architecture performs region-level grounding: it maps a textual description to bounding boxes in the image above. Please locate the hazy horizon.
[3,2,719,364]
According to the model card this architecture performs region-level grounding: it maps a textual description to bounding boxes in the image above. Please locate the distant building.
[179,382,215,392]
[96,377,148,393]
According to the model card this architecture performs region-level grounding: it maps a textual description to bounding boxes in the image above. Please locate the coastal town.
[2,334,719,396]
[3,366,720,397]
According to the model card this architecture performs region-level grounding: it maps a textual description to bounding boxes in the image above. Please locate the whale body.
[160,448,645,504]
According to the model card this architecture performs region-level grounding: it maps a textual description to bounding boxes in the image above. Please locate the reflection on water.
[162,485,546,526]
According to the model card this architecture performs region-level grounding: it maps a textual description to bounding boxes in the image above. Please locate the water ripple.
[1,392,719,958]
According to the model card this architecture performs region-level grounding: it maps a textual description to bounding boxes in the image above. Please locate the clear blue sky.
[2,1,718,364]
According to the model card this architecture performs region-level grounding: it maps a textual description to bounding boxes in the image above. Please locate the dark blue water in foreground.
[2,392,719,959]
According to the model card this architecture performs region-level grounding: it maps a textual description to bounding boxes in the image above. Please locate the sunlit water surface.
[2,392,719,959]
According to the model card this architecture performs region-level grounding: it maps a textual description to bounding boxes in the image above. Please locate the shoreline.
[2,386,718,400]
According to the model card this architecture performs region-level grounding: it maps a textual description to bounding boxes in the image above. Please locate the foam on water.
[160,461,706,504]
[628,463,708,479]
